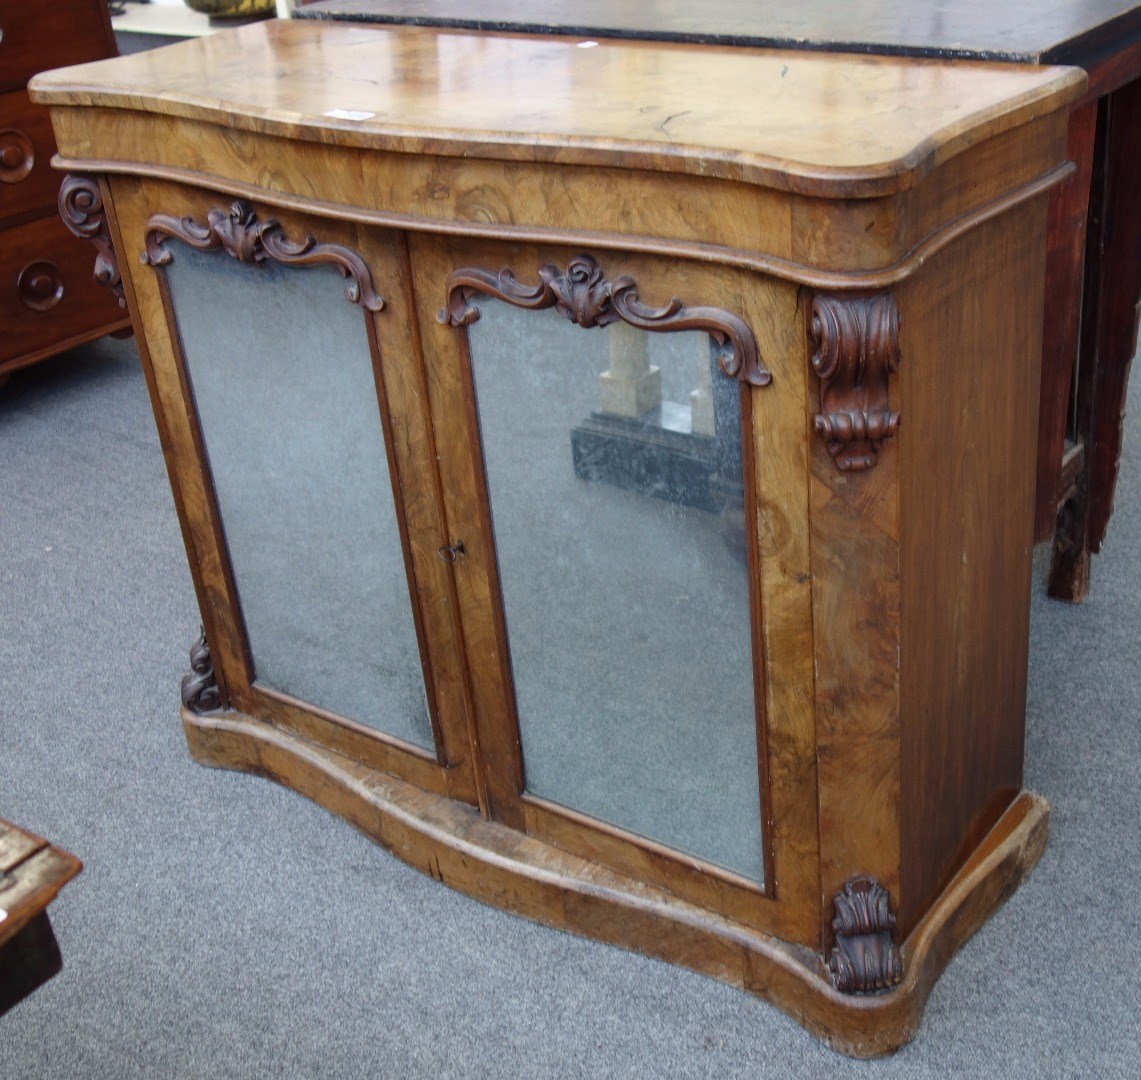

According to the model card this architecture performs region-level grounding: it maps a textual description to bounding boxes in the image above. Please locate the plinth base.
[183,707,1049,1058]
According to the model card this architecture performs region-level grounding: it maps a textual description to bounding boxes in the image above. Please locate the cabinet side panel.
[897,198,1047,936]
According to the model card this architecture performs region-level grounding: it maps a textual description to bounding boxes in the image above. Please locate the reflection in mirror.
[467,298,764,883]
[162,246,435,752]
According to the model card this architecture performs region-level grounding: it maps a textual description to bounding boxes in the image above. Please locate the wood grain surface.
[807,334,902,947]
[0,212,131,371]
[1049,76,1141,599]
[37,20,1075,1051]
[0,0,116,93]
[0,0,128,380]
[1036,102,1099,540]
[0,90,66,226]
[29,20,1084,198]
[0,820,82,948]
[1077,79,1141,555]
[42,104,1075,296]
[896,197,1048,934]
[0,820,82,1016]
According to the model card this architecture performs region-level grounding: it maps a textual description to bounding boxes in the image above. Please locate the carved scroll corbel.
[58,174,125,306]
[827,877,904,994]
[439,253,770,386]
[810,292,901,471]
[181,629,224,715]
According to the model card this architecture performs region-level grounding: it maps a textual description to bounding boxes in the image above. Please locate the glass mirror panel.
[467,298,764,883]
[162,246,434,751]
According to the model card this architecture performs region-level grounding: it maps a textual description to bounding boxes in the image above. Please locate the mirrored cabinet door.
[162,245,437,751]
[418,243,774,917]
[467,300,765,882]
[118,190,478,802]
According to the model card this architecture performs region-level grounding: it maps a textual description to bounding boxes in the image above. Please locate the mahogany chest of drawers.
[0,0,129,382]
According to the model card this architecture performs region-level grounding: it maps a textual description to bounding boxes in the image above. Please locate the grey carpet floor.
[0,336,1138,1078]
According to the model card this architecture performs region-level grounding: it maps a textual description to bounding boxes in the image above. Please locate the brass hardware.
[437,541,466,564]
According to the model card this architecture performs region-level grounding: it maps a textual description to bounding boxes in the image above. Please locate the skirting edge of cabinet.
[182,707,1050,1058]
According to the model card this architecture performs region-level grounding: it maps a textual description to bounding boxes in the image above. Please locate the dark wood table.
[0,819,82,1015]
[299,0,1141,602]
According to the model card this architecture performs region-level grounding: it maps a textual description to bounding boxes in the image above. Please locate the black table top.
[296,0,1141,67]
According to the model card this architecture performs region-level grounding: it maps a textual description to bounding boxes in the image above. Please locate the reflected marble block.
[570,406,720,510]
[571,338,746,550]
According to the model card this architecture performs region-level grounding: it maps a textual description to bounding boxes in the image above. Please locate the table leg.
[1035,101,1097,542]
[1048,78,1141,601]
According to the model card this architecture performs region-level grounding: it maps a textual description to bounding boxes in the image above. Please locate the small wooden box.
[0,819,82,1015]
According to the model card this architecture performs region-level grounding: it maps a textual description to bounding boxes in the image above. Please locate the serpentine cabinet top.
[30,19,1084,198]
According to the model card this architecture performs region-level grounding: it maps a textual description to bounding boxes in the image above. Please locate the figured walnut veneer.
[33,19,1082,1056]
[0,819,82,1016]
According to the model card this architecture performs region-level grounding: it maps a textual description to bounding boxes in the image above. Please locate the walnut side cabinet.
[31,20,1085,1056]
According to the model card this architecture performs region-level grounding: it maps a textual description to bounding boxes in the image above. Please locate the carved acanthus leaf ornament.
[142,200,384,311]
[440,253,770,386]
[827,876,904,994]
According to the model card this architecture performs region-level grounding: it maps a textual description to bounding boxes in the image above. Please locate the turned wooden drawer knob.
[18,261,65,311]
[0,130,34,183]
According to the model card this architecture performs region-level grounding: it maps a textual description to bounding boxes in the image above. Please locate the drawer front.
[0,0,116,93]
[0,212,125,365]
[0,91,62,224]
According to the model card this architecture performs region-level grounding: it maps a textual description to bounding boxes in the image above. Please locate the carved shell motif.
[547,255,621,328]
